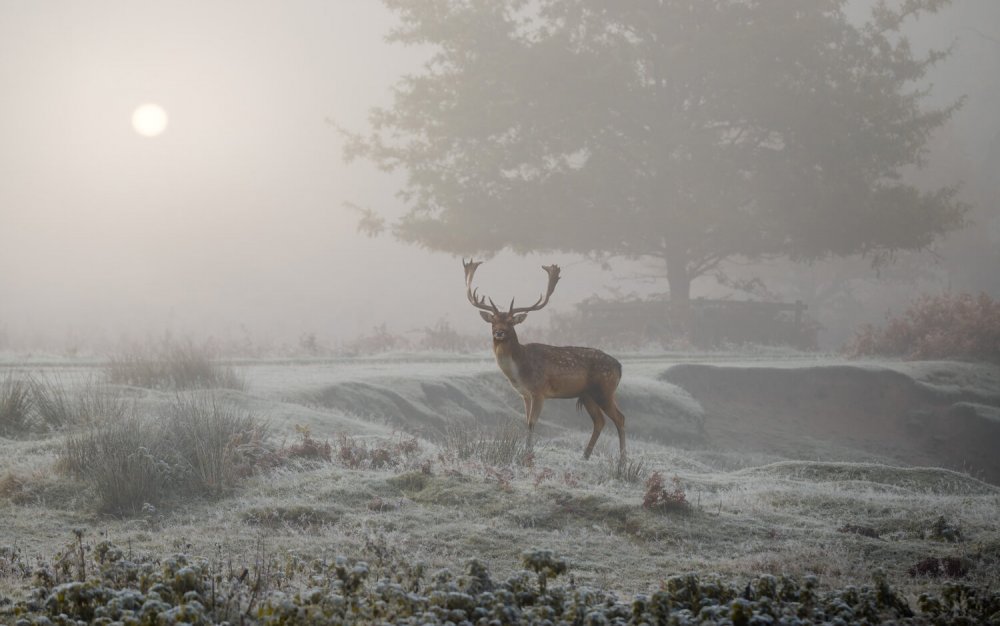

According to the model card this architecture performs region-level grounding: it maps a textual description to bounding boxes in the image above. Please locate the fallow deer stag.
[463,259,626,460]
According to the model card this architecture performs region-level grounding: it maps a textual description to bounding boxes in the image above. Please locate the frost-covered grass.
[1,354,999,613]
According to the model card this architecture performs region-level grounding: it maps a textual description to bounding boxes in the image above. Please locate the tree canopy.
[344,0,966,300]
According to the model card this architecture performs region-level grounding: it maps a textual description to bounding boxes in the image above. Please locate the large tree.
[344,0,966,301]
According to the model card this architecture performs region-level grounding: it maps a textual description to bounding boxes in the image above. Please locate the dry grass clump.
[846,292,1000,362]
[106,340,246,391]
[0,373,33,436]
[58,394,270,515]
[439,418,529,466]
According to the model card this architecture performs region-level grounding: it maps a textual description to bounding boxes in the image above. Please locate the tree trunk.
[665,253,692,338]
[665,255,691,302]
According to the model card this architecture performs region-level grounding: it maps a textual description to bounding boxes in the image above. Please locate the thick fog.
[1,1,998,353]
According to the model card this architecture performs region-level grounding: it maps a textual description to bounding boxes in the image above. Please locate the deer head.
[463,259,561,343]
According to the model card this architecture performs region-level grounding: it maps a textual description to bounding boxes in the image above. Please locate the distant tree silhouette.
[344,0,966,301]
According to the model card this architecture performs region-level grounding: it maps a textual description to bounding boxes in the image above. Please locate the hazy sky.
[1,1,996,351]
[0,0,587,349]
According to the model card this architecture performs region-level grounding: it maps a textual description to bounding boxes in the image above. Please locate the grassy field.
[1,351,998,622]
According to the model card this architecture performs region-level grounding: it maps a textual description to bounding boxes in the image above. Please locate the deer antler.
[463,258,499,314]
[509,264,561,315]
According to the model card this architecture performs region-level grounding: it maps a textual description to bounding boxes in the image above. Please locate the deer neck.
[492,330,527,387]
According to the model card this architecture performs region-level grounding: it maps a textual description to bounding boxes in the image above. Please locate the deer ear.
[510,313,528,325]
[479,311,495,323]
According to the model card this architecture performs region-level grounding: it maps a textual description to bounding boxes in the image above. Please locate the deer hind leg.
[579,394,605,460]
[598,392,627,461]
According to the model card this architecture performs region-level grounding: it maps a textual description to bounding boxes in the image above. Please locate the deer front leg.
[525,393,544,452]
[579,394,605,460]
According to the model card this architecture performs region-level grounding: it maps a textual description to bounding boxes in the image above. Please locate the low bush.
[846,292,1000,362]
[107,339,247,390]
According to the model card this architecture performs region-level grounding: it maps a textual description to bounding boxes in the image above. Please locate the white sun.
[131,103,168,137]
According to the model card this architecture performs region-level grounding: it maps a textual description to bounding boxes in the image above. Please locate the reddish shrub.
[908,556,968,578]
[642,472,690,513]
[846,292,1000,362]
[336,433,421,470]
[283,425,332,462]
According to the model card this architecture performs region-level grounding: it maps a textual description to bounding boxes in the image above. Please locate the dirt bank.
[661,363,1000,484]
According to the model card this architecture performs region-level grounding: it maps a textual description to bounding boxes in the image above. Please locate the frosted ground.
[1,351,999,605]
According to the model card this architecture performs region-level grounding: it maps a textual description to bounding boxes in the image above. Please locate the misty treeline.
[342,0,998,347]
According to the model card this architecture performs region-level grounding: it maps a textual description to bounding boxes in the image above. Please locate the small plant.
[643,472,690,513]
[928,515,963,543]
[0,472,34,505]
[838,523,880,539]
[485,466,514,492]
[533,467,554,488]
[522,549,567,594]
[282,424,332,462]
[846,292,1000,362]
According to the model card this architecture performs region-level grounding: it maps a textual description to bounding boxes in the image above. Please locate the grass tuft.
[610,455,649,483]
[440,418,528,466]
[0,373,35,436]
[106,340,246,391]
[59,415,171,516]
[31,377,133,429]
[161,394,271,495]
